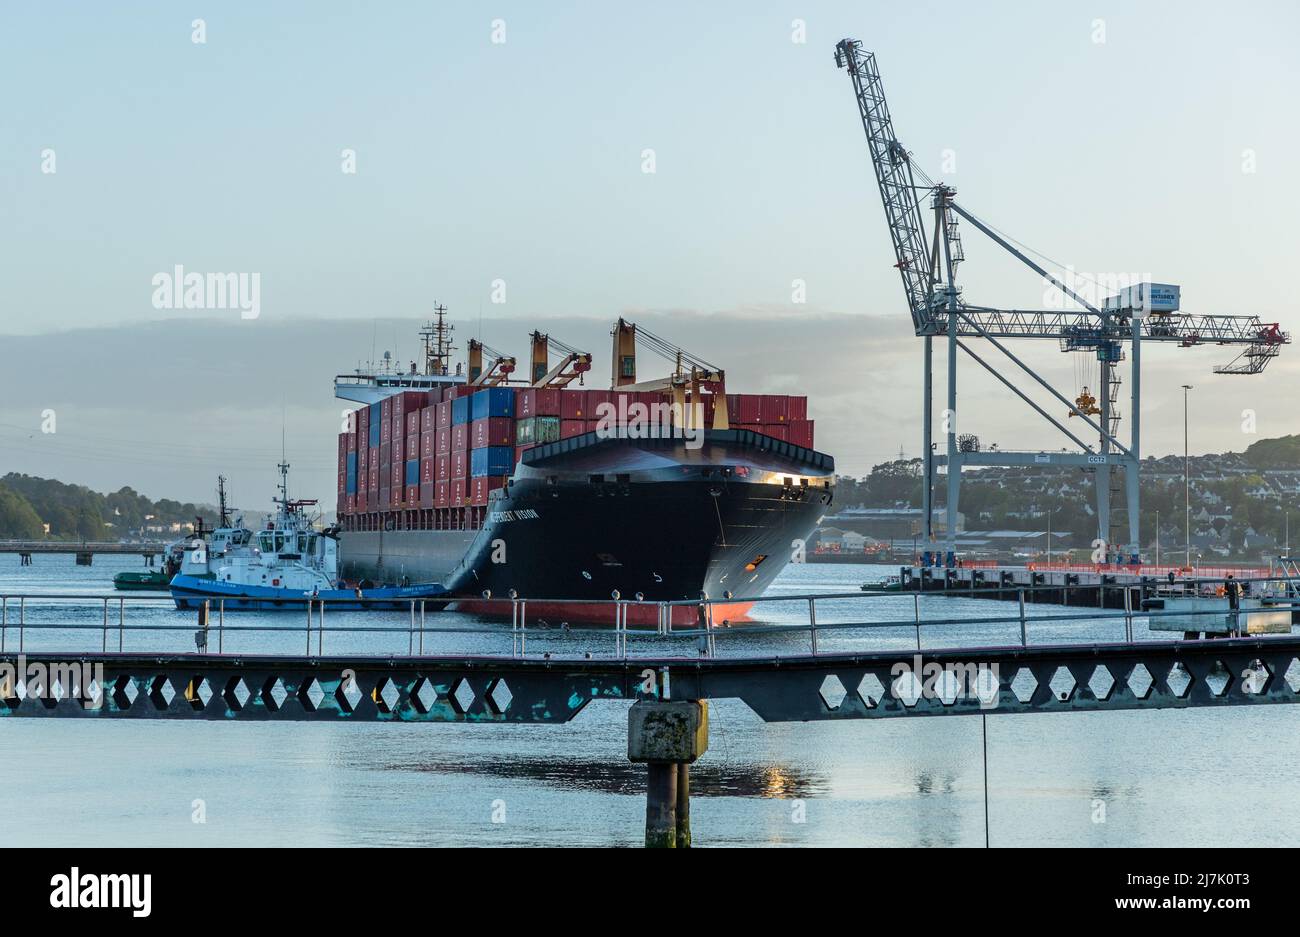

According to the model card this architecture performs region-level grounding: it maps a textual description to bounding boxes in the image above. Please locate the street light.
[1182,384,1193,570]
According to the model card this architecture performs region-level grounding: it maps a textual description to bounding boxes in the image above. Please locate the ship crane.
[609,318,731,429]
[834,38,1289,561]
[467,339,516,386]
[529,332,593,387]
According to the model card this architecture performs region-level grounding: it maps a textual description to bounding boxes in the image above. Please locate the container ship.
[334,309,835,624]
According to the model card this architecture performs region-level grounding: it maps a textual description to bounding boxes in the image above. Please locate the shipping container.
[470,445,513,477]
[761,395,789,424]
[472,416,515,449]
[452,451,468,479]
[762,425,789,442]
[405,432,419,459]
[470,386,516,421]
[585,390,613,422]
[434,480,450,509]
[788,396,808,422]
[368,403,381,447]
[405,459,419,487]
[345,452,358,493]
[452,424,468,451]
[451,478,467,506]
[1103,282,1180,314]
[452,395,471,426]
[380,414,392,444]
[436,400,452,429]
[516,415,561,445]
[421,432,433,459]
[356,491,368,512]
[392,434,404,463]
[420,407,433,435]
[426,387,444,407]
[560,419,587,439]
[368,465,379,492]
[560,390,587,420]
[471,475,508,506]
[435,426,450,454]
[787,419,814,448]
[381,396,393,422]
[393,390,425,418]
[518,387,561,418]
[435,454,450,480]
[420,457,434,484]
[380,442,392,466]
[391,463,402,489]
[419,482,434,509]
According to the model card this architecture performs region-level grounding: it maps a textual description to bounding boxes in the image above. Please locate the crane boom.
[834,39,936,331]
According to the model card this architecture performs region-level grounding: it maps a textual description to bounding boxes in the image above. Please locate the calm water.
[1,553,1296,847]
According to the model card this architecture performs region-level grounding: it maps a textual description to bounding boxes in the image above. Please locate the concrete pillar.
[628,699,708,849]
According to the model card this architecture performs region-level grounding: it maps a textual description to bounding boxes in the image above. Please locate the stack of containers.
[560,388,589,439]
[435,398,452,508]
[378,397,393,510]
[404,405,420,505]
[516,388,562,461]
[419,404,435,507]
[451,392,471,508]
[787,396,813,448]
[470,386,516,505]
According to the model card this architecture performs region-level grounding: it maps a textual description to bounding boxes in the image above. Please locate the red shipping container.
[472,417,515,448]
[585,390,613,422]
[391,463,403,489]
[380,442,391,466]
[406,411,419,436]
[391,415,402,445]
[436,401,452,429]
[349,431,358,451]
[434,480,450,509]
[405,484,419,504]
[356,492,367,512]
[452,451,468,478]
[380,416,392,444]
[761,395,790,424]
[406,432,419,458]
[732,394,762,425]
[358,406,369,432]
[435,454,450,480]
[451,478,467,506]
[347,494,356,513]
[788,396,808,421]
[762,425,790,442]
[560,390,587,420]
[393,390,424,418]
[426,387,444,407]
[392,435,404,462]
[560,419,586,439]
[452,424,468,451]
[519,388,561,417]
[788,419,814,448]
[420,458,434,484]
[420,407,433,435]
[379,486,390,507]
[436,426,450,454]
[419,482,434,508]
[368,466,379,492]
[421,432,434,459]
[381,396,393,422]
[471,476,508,506]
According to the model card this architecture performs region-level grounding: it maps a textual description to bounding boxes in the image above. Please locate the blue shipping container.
[368,403,382,447]
[405,459,419,486]
[452,395,470,426]
[346,452,358,493]
[470,446,513,477]
[471,387,515,422]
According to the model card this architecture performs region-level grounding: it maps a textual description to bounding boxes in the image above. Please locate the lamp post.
[1182,384,1193,570]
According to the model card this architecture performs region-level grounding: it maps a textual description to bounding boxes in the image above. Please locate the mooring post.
[628,699,709,848]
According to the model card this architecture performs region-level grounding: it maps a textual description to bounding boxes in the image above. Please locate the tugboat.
[170,462,446,611]
[114,477,239,591]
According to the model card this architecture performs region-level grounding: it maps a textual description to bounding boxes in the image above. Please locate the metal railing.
[1,577,1296,661]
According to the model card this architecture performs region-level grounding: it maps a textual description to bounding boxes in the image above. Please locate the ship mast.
[217,475,231,528]
[420,304,457,376]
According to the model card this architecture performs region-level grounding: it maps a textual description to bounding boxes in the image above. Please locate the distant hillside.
[0,473,216,542]
[1243,435,1300,469]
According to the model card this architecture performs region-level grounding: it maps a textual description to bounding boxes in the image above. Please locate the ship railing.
[2,577,1298,660]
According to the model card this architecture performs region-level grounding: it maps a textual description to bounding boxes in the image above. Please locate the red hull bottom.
[450,599,755,627]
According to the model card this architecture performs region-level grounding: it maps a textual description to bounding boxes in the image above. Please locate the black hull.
[339,430,834,621]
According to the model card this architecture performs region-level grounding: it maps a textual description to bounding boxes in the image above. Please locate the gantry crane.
[834,38,1288,562]
[529,332,593,387]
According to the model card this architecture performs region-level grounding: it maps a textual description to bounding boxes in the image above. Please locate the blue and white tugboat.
[171,462,446,611]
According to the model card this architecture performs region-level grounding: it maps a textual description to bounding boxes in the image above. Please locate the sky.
[2,1,1298,506]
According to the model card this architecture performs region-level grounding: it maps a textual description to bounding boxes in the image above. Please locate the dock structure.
[0,540,169,565]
